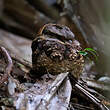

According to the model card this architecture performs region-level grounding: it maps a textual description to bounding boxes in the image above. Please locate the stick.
[11,53,32,69]
[75,82,109,110]
[0,47,13,87]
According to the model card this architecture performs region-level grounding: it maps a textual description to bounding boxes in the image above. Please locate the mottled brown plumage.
[31,24,84,79]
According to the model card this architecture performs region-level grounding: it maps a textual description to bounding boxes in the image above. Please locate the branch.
[0,47,13,87]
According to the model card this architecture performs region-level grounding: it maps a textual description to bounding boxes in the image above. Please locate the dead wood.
[0,47,13,87]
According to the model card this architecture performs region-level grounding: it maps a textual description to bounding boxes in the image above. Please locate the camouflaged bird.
[31,24,84,79]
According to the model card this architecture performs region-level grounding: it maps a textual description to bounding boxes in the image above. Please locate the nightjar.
[31,24,84,79]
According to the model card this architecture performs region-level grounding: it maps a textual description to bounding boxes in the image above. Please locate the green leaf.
[88,50,98,61]
[79,51,88,56]
[79,48,98,62]
[84,48,98,61]
[84,48,97,54]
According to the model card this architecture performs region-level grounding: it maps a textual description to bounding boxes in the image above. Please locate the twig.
[0,47,13,87]
[70,103,94,110]
[10,53,32,69]
[84,79,110,92]
[75,82,109,110]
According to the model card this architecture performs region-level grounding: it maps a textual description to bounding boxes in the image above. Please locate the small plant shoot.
[79,48,98,62]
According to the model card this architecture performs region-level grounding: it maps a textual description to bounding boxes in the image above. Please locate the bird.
[31,24,84,79]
